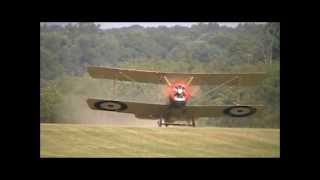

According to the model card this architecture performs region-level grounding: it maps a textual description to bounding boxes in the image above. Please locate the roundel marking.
[94,101,128,111]
[224,106,256,117]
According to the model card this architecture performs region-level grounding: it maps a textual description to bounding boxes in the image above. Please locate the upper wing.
[87,98,167,119]
[87,66,266,86]
[184,105,264,118]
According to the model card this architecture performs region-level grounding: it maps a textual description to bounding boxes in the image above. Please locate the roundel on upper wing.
[224,106,256,117]
[94,101,128,111]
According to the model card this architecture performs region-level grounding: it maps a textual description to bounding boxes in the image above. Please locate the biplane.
[86,66,266,127]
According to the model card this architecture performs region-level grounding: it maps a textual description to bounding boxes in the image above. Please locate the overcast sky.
[43,22,266,30]
[95,22,240,29]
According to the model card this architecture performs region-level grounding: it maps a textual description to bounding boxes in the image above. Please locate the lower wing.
[87,98,168,119]
[185,105,264,118]
[87,98,263,119]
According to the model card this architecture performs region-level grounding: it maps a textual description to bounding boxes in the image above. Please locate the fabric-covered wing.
[185,105,264,118]
[87,66,266,86]
[87,98,168,119]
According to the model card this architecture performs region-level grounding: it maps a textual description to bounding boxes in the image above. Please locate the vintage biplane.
[86,66,266,127]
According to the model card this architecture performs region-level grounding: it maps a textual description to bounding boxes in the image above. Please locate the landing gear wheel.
[191,117,196,127]
[158,120,162,127]
[191,118,195,127]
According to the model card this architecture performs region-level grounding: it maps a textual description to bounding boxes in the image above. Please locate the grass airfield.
[40,123,280,157]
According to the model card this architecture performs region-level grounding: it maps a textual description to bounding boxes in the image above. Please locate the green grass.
[40,123,280,157]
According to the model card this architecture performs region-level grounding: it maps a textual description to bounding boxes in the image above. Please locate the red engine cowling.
[169,82,191,106]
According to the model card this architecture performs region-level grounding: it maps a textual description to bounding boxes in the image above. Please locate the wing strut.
[192,76,239,104]
[113,75,116,100]
[187,76,194,86]
[162,75,172,86]
[117,70,148,98]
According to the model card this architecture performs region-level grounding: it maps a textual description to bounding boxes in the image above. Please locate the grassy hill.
[40,123,280,157]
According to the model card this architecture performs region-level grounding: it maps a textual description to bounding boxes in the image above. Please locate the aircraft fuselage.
[158,82,195,126]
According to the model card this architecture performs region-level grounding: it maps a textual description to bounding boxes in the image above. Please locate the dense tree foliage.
[40,22,280,128]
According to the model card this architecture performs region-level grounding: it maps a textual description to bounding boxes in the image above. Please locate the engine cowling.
[169,82,190,106]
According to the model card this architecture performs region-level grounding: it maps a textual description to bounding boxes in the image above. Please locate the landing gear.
[158,113,196,128]
[157,119,196,127]
[158,120,169,127]
[158,115,164,127]
[157,119,162,127]
[191,117,196,127]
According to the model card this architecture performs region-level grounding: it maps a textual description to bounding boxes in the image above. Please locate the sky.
[42,22,266,30]
[95,22,240,29]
